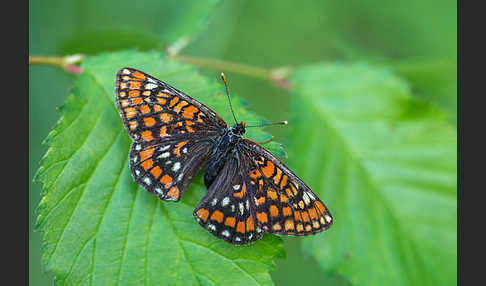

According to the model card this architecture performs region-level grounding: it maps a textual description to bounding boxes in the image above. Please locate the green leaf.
[56,0,222,55]
[35,50,285,285]
[287,63,456,286]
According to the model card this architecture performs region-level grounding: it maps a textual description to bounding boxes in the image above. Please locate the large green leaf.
[35,50,285,285]
[287,63,456,286]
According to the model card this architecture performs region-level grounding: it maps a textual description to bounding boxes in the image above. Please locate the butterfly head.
[230,121,246,136]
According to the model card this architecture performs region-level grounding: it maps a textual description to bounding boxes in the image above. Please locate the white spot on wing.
[221,230,230,238]
[211,198,218,206]
[325,215,332,223]
[145,83,158,90]
[122,69,130,74]
[233,184,240,190]
[143,177,151,185]
[221,197,230,207]
[239,203,244,215]
[159,152,170,159]
[160,145,170,151]
[172,162,181,172]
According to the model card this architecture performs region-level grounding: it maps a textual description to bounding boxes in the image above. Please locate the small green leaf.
[287,63,456,286]
[57,0,222,55]
[35,50,285,285]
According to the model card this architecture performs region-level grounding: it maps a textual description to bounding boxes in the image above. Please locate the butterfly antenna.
[246,121,288,128]
[221,72,238,124]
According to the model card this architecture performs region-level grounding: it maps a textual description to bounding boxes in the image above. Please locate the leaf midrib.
[298,89,425,283]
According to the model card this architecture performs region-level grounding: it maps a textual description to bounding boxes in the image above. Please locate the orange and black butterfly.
[115,68,333,245]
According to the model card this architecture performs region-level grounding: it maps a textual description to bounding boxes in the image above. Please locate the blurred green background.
[29,0,456,285]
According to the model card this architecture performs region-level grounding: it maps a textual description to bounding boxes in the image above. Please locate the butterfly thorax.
[204,122,246,188]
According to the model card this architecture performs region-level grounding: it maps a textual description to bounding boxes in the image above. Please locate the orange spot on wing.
[294,211,302,221]
[261,161,275,178]
[124,107,137,119]
[285,219,295,231]
[210,210,224,223]
[315,201,326,213]
[157,92,170,98]
[270,205,279,217]
[144,117,156,127]
[130,81,141,89]
[309,208,318,220]
[249,169,262,180]
[257,212,268,224]
[153,105,162,112]
[280,175,288,189]
[160,113,172,123]
[182,105,199,119]
[150,166,162,179]
[141,159,153,171]
[167,186,180,199]
[140,104,151,114]
[290,183,298,196]
[174,141,188,157]
[158,98,167,105]
[296,223,304,232]
[196,208,209,222]
[132,97,143,105]
[302,211,310,222]
[225,217,236,228]
[280,194,289,203]
[169,97,179,107]
[267,188,278,200]
[246,217,255,231]
[141,131,154,141]
[129,90,140,98]
[132,71,146,80]
[255,196,265,206]
[282,207,292,216]
[160,126,168,137]
[160,174,173,189]
[173,100,189,113]
[120,99,129,107]
[272,223,282,231]
[139,148,154,162]
[285,188,294,198]
[273,168,282,185]
[236,221,245,234]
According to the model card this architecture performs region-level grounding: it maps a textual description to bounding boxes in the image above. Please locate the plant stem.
[29,55,85,74]
[168,54,272,80]
[29,54,293,88]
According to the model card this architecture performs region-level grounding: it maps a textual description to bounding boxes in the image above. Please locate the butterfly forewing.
[242,139,333,235]
[116,67,226,142]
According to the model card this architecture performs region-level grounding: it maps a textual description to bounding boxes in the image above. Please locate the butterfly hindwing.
[242,139,333,235]
[193,152,264,245]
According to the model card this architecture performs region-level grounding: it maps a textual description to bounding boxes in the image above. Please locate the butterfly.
[115,67,333,245]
